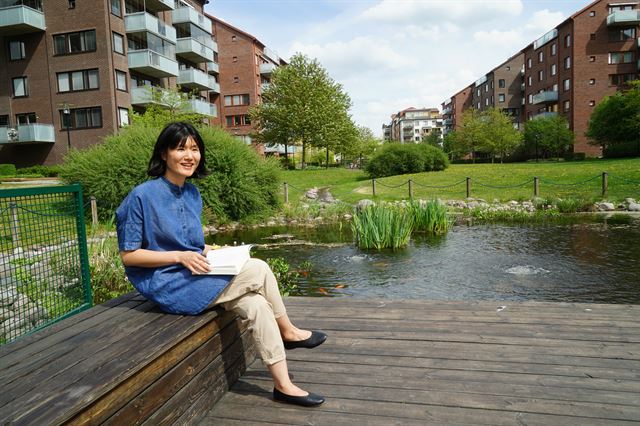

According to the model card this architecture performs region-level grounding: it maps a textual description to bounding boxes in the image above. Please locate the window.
[232,56,238,62]
[609,28,636,41]
[12,77,28,97]
[54,30,97,55]
[233,76,239,83]
[115,70,127,91]
[16,113,36,125]
[589,79,596,85]
[60,107,102,129]
[609,52,633,64]
[477,102,480,109]
[225,115,251,126]
[550,43,557,56]
[590,33,596,41]
[498,79,505,88]
[528,76,532,86]
[57,69,99,92]
[506,66,511,71]
[113,32,124,54]
[498,94,505,103]
[223,94,250,106]
[538,51,544,62]
[485,98,489,106]
[564,56,571,69]
[68,0,75,8]
[538,70,544,81]
[564,34,571,47]
[589,11,596,17]
[563,100,570,112]
[118,107,129,127]
[231,35,237,42]
[476,89,480,96]
[527,58,532,69]
[111,0,121,16]
[589,100,596,106]
[551,64,557,76]
[589,55,596,62]
[610,73,638,85]
[528,94,533,104]
[0,115,9,126]
[563,78,571,92]
[9,41,26,61]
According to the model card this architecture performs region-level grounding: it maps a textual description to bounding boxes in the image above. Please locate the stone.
[317,188,335,203]
[625,198,636,205]
[305,188,319,200]
[356,199,375,210]
[0,287,18,307]
[13,294,31,309]
[628,202,640,212]
[0,308,14,321]
[597,202,616,211]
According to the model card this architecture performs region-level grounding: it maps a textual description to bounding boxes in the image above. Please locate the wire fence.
[283,172,640,202]
[0,185,92,344]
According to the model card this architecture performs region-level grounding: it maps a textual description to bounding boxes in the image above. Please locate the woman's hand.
[178,251,211,274]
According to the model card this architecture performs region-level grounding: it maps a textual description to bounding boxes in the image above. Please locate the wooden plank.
[141,330,256,426]
[99,315,250,426]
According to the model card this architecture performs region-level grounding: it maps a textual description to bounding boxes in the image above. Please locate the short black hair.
[147,122,208,178]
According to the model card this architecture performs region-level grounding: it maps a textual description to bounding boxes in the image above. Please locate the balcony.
[442,106,452,115]
[0,2,45,35]
[443,118,453,126]
[261,82,270,93]
[146,0,174,12]
[185,99,217,117]
[260,62,276,77]
[533,112,557,120]
[130,86,169,106]
[0,124,55,145]
[176,37,214,63]
[531,90,558,105]
[172,7,212,33]
[533,28,558,49]
[607,10,640,26]
[125,12,176,43]
[178,68,219,93]
[206,61,219,75]
[521,83,525,91]
[128,49,179,78]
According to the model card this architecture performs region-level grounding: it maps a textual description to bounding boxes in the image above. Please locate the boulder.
[356,199,375,210]
[628,202,640,212]
[597,202,616,211]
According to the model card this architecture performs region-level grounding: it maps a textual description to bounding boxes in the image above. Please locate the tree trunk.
[326,147,329,170]
[302,141,306,169]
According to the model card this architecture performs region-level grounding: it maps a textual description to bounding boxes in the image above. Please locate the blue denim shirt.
[115,177,232,314]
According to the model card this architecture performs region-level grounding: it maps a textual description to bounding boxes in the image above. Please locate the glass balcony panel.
[172,7,212,34]
[130,85,170,106]
[176,38,214,63]
[533,112,557,120]
[124,12,176,43]
[531,90,558,105]
[259,62,276,76]
[0,124,55,144]
[128,49,179,78]
[607,10,640,26]
[178,68,219,92]
[0,4,45,35]
[206,61,219,75]
[145,0,174,12]
[186,99,217,117]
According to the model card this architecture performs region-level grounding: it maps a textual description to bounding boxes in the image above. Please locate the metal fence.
[0,184,92,344]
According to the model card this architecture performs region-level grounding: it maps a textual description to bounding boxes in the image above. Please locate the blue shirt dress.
[115,176,233,315]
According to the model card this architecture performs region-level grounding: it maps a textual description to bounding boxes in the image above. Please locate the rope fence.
[283,171,640,202]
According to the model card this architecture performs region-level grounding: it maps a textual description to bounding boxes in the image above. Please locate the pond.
[208,215,640,304]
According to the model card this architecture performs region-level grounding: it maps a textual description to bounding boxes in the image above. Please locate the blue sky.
[205,0,593,136]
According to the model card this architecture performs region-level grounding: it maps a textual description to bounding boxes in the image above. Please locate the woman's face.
[162,136,201,185]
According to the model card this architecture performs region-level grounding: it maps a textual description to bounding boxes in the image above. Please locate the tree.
[479,108,523,163]
[422,132,441,147]
[455,108,484,163]
[250,54,354,169]
[343,126,381,168]
[442,132,463,161]
[524,115,575,160]
[587,80,640,155]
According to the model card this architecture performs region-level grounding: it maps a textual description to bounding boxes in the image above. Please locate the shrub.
[0,164,16,176]
[58,123,281,222]
[16,165,61,177]
[365,144,448,178]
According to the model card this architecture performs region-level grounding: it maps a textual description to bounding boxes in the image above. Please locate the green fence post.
[602,172,608,197]
[534,177,539,197]
[9,202,20,249]
[372,179,376,197]
[90,196,98,227]
[408,179,413,200]
[466,177,471,199]
[283,182,289,204]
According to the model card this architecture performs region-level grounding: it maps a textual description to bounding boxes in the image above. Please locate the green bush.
[365,144,449,178]
[0,164,16,176]
[603,141,640,158]
[58,123,281,222]
[16,165,61,177]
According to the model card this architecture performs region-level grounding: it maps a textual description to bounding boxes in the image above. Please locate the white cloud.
[524,9,567,38]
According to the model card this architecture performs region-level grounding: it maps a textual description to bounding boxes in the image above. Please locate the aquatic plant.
[351,203,414,250]
[407,199,452,234]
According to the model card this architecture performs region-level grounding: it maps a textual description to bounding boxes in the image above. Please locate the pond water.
[208,215,640,304]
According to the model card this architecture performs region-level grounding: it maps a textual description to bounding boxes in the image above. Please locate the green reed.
[351,203,414,250]
[406,199,452,234]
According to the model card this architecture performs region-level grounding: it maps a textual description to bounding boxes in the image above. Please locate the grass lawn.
[281,158,640,204]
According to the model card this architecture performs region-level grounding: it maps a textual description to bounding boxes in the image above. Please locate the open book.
[199,244,253,275]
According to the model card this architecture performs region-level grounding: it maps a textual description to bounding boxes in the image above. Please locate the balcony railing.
[442,107,452,115]
[172,7,212,33]
[443,118,453,126]
[125,12,176,43]
[607,10,640,26]
[128,49,179,78]
[206,61,219,75]
[533,28,558,49]
[533,112,557,120]
[531,90,558,105]
[0,124,55,144]
[130,86,169,106]
[0,3,45,35]
[260,62,276,77]
[185,99,217,117]
[263,47,281,64]
[176,37,214,63]
[178,68,219,92]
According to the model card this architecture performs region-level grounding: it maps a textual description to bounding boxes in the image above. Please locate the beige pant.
[212,258,287,365]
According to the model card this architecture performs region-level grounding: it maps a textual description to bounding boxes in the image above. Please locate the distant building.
[441,85,473,135]
[386,108,443,143]
[208,16,286,153]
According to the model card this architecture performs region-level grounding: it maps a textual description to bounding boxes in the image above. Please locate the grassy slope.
[281,158,640,204]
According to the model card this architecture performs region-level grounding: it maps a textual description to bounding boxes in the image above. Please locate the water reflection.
[206,216,640,304]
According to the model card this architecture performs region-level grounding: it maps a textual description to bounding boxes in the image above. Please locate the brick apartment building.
[384,107,443,143]
[442,0,640,156]
[208,16,286,154]
[0,0,218,166]
[441,84,473,135]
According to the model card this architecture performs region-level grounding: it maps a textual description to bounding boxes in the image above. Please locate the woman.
[115,122,326,407]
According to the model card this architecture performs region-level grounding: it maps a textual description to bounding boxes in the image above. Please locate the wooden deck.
[203,298,640,425]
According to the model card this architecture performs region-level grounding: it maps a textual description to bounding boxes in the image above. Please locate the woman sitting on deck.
[115,122,326,407]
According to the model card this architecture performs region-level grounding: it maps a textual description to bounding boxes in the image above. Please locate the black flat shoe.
[283,331,327,350]
[273,388,325,407]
